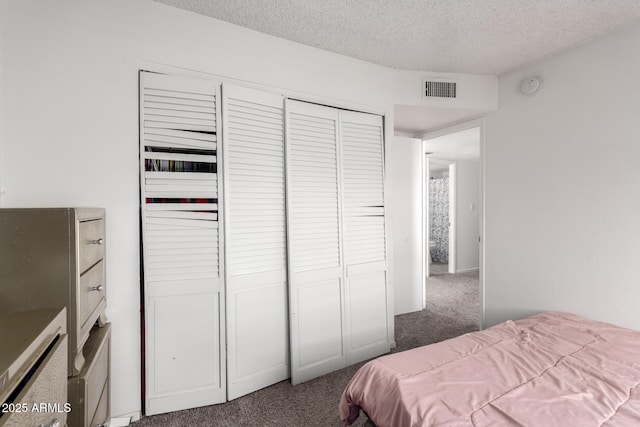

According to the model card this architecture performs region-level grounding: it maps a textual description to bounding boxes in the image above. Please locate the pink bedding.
[339,312,640,426]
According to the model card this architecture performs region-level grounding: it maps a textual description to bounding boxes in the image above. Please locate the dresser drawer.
[85,334,109,424]
[0,334,68,427]
[89,382,109,427]
[79,260,106,332]
[78,219,105,274]
[68,324,110,427]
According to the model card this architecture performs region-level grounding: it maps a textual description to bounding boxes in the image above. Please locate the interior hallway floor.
[429,261,449,275]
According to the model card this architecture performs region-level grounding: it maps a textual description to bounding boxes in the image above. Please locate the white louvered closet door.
[285,100,347,384]
[340,111,390,364]
[140,72,226,415]
[222,84,289,399]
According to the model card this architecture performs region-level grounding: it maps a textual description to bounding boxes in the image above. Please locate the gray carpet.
[429,261,449,275]
[133,271,480,427]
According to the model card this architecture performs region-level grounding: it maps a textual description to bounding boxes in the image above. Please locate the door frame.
[419,118,486,329]
[448,162,457,274]
[423,155,430,304]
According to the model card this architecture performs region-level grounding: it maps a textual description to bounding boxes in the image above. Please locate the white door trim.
[423,156,429,309]
[448,162,457,274]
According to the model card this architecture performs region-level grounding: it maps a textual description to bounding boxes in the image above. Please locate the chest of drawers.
[0,208,107,376]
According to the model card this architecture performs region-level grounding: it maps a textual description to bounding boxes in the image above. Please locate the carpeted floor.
[133,270,480,427]
[429,261,449,275]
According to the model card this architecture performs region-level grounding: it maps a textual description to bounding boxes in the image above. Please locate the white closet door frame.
[285,100,348,384]
[222,84,289,400]
[140,71,226,415]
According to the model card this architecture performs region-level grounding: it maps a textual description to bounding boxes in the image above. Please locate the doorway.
[420,119,484,328]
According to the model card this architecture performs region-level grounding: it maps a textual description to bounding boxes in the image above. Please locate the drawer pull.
[89,238,104,245]
[39,418,60,427]
[91,285,104,292]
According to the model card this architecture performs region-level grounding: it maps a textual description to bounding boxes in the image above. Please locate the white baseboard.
[456,267,479,274]
[110,418,131,427]
[111,409,142,425]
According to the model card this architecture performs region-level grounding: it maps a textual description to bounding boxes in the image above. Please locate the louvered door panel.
[140,71,225,415]
[288,114,340,272]
[286,100,347,385]
[142,77,216,132]
[223,84,288,399]
[144,215,219,281]
[341,118,386,265]
[340,110,390,365]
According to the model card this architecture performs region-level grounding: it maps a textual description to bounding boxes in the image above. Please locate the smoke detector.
[520,76,542,95]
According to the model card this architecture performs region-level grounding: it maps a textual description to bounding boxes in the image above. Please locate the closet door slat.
[144,128,216,151]
[143,151,216,163]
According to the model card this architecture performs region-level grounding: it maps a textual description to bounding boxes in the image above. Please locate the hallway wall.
[455,160,480,272]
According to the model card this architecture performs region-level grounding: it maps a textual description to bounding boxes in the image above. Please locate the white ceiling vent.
[423,79,457,99]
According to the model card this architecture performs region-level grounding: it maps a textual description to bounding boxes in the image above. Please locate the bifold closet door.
[140,72,225,415]
[222,84,289,399]
[286,101,390,385]
[285,100,347,384]
[340,111,390,364]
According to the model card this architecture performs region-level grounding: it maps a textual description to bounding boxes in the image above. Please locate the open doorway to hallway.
[421,121,482,327]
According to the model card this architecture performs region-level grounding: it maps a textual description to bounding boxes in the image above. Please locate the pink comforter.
[339,312,640,426]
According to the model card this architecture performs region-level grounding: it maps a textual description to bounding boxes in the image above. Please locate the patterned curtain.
[429,177,449,263]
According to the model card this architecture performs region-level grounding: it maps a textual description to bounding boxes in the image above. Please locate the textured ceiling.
[153,0,640,75]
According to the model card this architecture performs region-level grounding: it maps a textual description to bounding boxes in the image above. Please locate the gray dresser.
[0,208,110,427]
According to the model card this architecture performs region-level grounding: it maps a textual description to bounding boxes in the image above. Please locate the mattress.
[339,312,640,426]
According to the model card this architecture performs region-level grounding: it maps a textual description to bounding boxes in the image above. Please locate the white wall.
[455,160,480,272]
[485,24,640,331]
[0,0,498,418]
[388,137,424,315]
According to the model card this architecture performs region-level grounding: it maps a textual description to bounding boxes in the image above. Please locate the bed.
[339,311,640,426]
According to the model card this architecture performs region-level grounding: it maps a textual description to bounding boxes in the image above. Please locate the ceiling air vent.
[423,79,457,99]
